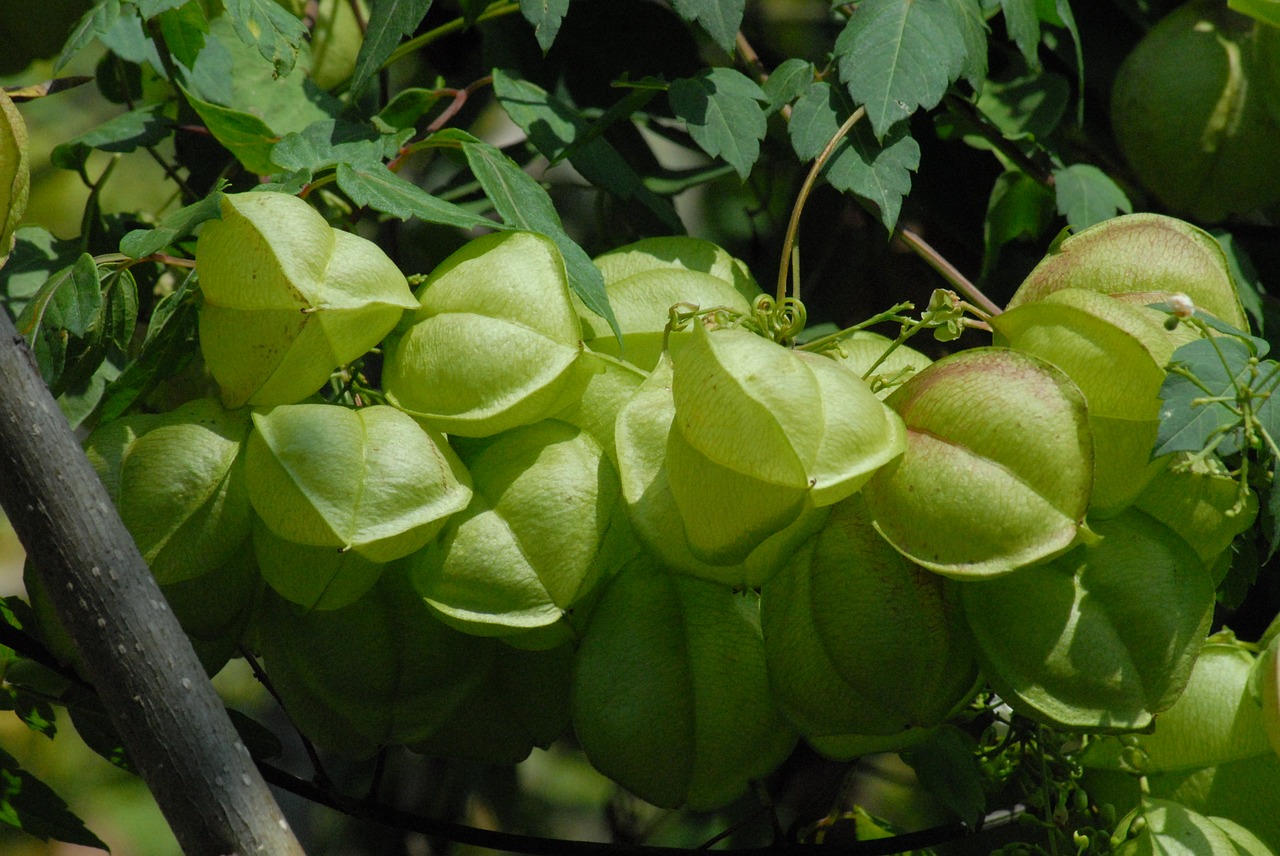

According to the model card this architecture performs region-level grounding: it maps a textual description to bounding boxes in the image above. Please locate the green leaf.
[377,87,447,129]
[1211,228,1267,335]
[461,136,618,338]
[222,0,307,77]
[670,0,745,53]
[180,84,279,175]
[789,82,920,231]
[50,103,173,174]
[974,72,1070,144]
[1229,0,1280,28]
[1156,337,1280,459]
[271,119,407,173]
[493,69,683,232]
[337,163,497,230]
[120,189,225,258]
[137,0,189,17]
[0,227,79,320]
[1052,163,1132,229]
[1000,0,1042,67]
[981,169,1055,278]
[761,58,814,114]
[0,748,107,850]
[901,727,985,827]
[97,273,200,422]
[835,0,982,138]
[14,255,102,388]
[157,1,211,70]
[520,0,570,51]
[349,0,435,97]
[668,68,768,180]
[1035,0,1083,122]
[55,0,123,72]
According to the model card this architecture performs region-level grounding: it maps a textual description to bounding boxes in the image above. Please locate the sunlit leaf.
[669,68,768,180]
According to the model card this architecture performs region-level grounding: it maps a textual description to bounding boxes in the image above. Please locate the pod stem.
[776,106,866,306]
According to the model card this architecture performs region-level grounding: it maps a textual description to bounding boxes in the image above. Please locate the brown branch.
[0,311,306,856]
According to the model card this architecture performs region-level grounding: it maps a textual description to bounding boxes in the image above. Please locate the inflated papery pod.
[408,419,634,646]
[245,403,471,609]
[578,236,763,371]
[614,354,830,587]
[1003,213,1246,329]
[1082,634,1280,851]
[196,191,417,407]
[959,510,1215,730]
[571,559,796,811]
[993,287,1188,515]
[97,398,254,585]
[0,88,29,262]
[382,230,585,437]
[863,347,1094,578]
[671,323,906,508]
[409,643,573,765]
[761,495,978,741]
[254,565,497,758]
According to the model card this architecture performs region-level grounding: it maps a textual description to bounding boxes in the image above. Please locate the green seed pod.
[408,643,572,765]
[383,231,586,436]
[115,398,254,585]
[160,545,262,674]
[1111,0,1280,222]
[245,403,471,596]
[548,350,647,466]
[571,559,796,810]
[1134,457,1257,567]
[0,88,29,263]
[761,495,978,739]
[196,191,417,407]
[864,347,1094,578]
[671,323,906,506]
[593,236,760,295]
[252,519,384,611]
[255,565,498,758]
[614,354,830,587]
[409,420,630,640]
[1004,213,1246,330]
[993,287,1185,515]
[960,510,1214,730]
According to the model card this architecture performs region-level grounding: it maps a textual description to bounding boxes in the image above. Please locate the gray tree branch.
[0,310,305,856]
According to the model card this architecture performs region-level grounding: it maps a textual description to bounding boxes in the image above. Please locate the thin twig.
[894,225,1001,316]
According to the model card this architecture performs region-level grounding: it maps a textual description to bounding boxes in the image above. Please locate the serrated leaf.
[97,273,200,422]
[120,190,225,258]
[271,118,407,173]
[836,0,979,138]
[1000,0,1042,66]
[14,255,102,389]
[789,82,919,231]
[493,69,682,231]
[0,227,82,319]
[1053,163,1132,229]
[762,58,814,114]
[982,169,1055,278]
[460,137,618,338]
[137,0,189,17]
[50,103,173,175]
[671,0,745,53]
[180,84,279,175]
[1156,337,1280,459]
[349,0,435,97]
[520,0,570,51]
[336,162,497,230]
[668,68,767,179]
[0,748,107,850]
[55,0,124,73]
[222,0,307,77]
[1036,0,1084,121]
[157,2,211,70]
